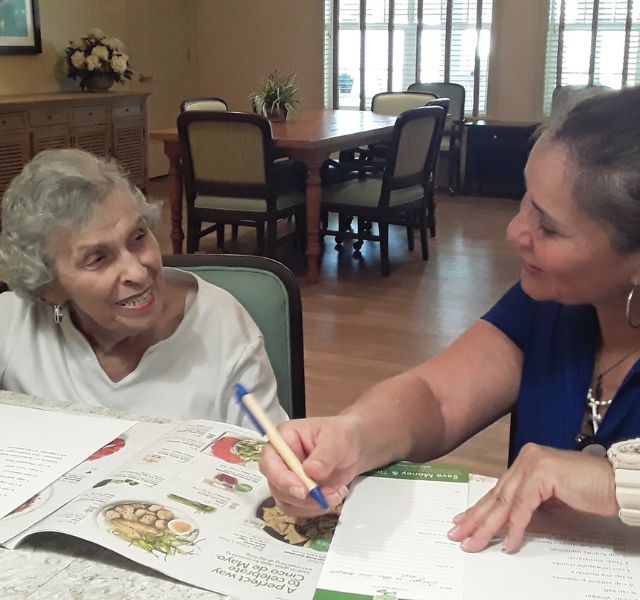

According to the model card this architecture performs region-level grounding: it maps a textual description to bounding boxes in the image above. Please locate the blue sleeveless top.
[482,283,640,458]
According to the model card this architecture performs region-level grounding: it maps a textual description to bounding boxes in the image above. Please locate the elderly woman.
[260,86,640,550]
[0,148,286,427]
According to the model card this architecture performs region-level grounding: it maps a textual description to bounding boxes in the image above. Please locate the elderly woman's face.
[506,138,640,308]
[45,191,165,346]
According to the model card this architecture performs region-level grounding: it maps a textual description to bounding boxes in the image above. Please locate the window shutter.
[325,0,493,116]
[543,0,640,115]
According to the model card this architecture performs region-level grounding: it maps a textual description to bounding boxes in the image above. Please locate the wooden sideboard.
[0,91,149,200]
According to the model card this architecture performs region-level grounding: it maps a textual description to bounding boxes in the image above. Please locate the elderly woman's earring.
[626,285,640,328]
[53,303,64,325]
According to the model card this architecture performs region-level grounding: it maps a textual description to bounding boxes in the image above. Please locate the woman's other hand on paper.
[448,443,619,553]
[259,415,362,517]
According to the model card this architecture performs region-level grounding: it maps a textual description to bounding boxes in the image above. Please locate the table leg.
[164,141,184,254]
[303,159,323,283]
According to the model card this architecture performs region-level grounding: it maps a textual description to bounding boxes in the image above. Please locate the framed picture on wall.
[0,0,41,55]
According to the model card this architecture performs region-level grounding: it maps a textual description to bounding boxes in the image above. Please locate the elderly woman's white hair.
[0,148,161,299]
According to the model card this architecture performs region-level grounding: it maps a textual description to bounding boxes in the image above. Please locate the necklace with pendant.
[585,344,640,434]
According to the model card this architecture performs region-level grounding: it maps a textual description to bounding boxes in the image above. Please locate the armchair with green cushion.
[163,254,305,419]
[177,111,306,258]
[408,82,466,195]
[321,105,446,276]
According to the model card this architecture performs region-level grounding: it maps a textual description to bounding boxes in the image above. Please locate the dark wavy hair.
[547,86,640,253]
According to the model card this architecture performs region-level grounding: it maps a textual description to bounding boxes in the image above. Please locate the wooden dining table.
[149,109,397,282]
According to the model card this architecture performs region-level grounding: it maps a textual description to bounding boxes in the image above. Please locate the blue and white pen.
[234,384,329,510]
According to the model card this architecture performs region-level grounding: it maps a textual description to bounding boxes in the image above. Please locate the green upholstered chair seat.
[194,189,305,213]
[322,178,424,208]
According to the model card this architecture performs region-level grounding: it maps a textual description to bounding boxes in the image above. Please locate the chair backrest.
[427,97,450,117]
[371,91,438,116]
[408,82,465,130]
[180,97,229,112]
[381,105,446,205]
[162,253,306,419]
[177,110,278,209]
[550,84,613,119]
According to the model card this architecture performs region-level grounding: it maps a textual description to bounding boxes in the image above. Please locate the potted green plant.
[249,70,300,122]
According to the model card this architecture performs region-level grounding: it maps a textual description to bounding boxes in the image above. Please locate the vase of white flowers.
[64,28,133,92]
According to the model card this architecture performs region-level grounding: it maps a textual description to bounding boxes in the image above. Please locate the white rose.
[70,50,85,69]
[88,28,104,40]
[104,37,124,51]
[110,55,128,74]
[69,38,84,50]
[85,54,101,71]
[92,44,109,61]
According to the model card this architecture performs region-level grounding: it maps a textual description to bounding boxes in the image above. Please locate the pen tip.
[309,487,330,510]
[234,383,248,399]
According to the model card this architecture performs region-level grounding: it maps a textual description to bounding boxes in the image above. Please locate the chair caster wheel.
[353,240,364,252]
[352,250,362,258]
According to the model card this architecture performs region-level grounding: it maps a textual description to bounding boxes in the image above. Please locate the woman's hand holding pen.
[259,415,362,517]
[448,443,619,553]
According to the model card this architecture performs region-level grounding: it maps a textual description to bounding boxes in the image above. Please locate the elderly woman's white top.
[0,269,287,427]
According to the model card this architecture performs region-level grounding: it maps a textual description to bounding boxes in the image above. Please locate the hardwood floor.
[150,179,521,477]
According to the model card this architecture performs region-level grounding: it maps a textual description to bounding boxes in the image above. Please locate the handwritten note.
[313,463,469,600]
[0,404,134,519]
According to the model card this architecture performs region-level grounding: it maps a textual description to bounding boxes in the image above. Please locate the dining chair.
[408,82,465,195]
[177,110,306,258]
[180,97,229,112]
[163,253,306,419]
[334,91,439,168]
[321,105,446,276]
[550,84,612,120]
[179,97,232,247]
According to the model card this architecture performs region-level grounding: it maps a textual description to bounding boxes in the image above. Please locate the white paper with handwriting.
[313,463,469,600]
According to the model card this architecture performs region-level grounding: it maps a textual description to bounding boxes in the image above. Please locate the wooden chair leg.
[406,211,415,251]
[419,206,429,261]
[266,219,277,258]
[379,221,390,276]
[427,180,437,238]
[186,219,200,254]
[231,224,239,239]
[216,223,225,250]
[256,223,265,255]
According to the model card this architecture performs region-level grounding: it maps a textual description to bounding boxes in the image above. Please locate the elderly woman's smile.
[44,190,167,353]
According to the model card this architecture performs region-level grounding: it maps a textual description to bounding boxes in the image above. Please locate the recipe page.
[313,463,469,600]
[18,420,332,600]
[0,404,135,520]
[465,476,640,600]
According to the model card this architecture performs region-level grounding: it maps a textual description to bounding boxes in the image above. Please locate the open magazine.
[0,413,333,600]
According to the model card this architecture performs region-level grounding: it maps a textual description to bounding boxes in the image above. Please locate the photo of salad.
[257,497,340,552]
[210,436,265,465]
[99,501,200,557]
